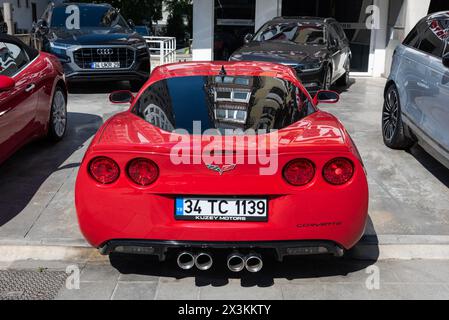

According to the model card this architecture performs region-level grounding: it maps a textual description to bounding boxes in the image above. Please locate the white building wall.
[192,0,214,61]
[255,0,282,31]
[1,0,63,33]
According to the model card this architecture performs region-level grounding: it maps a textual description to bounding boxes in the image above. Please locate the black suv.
[230,17,351,93]
[32,2,151,88]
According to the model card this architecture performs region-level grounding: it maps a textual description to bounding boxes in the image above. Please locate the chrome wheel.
[382,88,399,141]
[52,90,67,138]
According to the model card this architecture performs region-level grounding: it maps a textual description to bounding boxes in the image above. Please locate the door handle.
[25,84,36,93]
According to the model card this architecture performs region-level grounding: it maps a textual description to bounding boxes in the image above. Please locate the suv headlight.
[49,42,72,56]
[297,61,322,72]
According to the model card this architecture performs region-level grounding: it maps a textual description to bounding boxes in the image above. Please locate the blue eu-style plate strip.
[175,198,184,215]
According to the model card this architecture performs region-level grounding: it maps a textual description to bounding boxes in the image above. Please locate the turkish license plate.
[175,198,268,222]
[91,62,120,69]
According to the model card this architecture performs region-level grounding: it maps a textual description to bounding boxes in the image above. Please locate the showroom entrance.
[282,0,374,73]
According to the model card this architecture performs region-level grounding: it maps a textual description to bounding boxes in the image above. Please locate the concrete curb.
[2,235,449,262]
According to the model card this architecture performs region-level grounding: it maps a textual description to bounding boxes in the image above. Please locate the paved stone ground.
[1,257,449,300]
[1,77,448,247]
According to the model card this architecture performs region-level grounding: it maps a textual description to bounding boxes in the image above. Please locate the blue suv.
[384,12,449,168]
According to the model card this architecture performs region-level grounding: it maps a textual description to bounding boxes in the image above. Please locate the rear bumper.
[100,239,345,261]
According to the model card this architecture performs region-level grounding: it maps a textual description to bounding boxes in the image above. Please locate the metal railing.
[144,36,177,65]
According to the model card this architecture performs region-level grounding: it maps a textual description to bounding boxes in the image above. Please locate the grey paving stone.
[80,263,120,283]
[112,282,158,300]
[56,281,117,300]
[199,280,283,300]
[118,273,159,282]
[155,277,200,300]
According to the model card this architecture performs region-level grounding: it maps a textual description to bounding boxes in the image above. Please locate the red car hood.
[92,111,349,154]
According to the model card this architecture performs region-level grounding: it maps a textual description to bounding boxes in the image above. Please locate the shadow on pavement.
[68,81,136,94]
[332,78,356,95]
[0,112,103,227]
[110,218,379,288]
[408,144,449,188]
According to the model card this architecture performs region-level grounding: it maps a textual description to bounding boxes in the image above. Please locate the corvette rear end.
[75,62,368,272]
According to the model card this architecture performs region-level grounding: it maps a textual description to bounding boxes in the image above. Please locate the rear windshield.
[133,75,315,134]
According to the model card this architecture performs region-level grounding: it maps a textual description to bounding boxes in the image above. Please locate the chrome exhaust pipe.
[177,252,195,270]
[195,252,213,271]
[245,253,263,273]
[227,252,245,272]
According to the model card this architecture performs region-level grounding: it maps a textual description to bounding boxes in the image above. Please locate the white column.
[404,0,431,36]
[192,0,214,61]
[255,0,282,31]
[372,0,389,77]
[3,2,14,35]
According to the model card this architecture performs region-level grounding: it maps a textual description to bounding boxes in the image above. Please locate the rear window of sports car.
[133,75,315,134]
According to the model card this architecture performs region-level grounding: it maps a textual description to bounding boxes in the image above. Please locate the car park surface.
[1,77,448,250]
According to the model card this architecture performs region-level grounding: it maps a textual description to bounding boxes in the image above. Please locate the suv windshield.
[253,22,326,45]
[133,75,315,134]
[50,5,129,29]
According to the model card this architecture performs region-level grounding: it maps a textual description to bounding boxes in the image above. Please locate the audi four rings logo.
[97,48,114,55]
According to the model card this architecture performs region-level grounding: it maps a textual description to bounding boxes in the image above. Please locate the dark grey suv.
[230,17,351,93]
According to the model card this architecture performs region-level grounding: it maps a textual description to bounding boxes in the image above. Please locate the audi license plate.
[91,62,120,69]
[175,198,268,222]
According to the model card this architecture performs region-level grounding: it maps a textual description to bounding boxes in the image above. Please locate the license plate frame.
[90,62,121,69]
[175,197,268,222]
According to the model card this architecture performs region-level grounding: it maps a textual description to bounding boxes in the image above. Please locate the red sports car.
[75,61,368,273]
[0,34,67,165]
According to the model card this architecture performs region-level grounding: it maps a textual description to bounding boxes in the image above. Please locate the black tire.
[47,86,67,142]
[382,84,414,150]
[130,80,146,92]
[336,58,350,87]
[322,65,332,90]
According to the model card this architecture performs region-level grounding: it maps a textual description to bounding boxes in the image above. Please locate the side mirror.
[128,19,136,29]
[0,75,16,92]
[443,53,449,68]
[244,33,253,44]
[313,90,340,105]
[36,19,49,34]
[109,90,134,104]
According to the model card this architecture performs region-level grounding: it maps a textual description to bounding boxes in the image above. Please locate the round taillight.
[323,158,354,185]
[127,158,159,186]
[89,157,120,184]
[283,159,315,186]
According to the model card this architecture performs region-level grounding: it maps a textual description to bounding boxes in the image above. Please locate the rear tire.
[336,59,350,87]
[382,84,414,150]
[47,86,67,142]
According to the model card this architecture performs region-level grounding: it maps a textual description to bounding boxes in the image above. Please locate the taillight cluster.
[88,157,159,186]
[283,158,354,186]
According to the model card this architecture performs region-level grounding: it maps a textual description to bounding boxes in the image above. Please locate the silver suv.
[383,11,449,168]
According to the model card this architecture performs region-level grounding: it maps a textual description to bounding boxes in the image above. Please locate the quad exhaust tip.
[177,251,195,270]
[245,253,263,273]
[195,252,213,271]
[227,252,246,273]
[177,252,213,271]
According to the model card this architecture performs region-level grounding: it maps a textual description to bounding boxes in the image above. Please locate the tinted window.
[418,23,445,57]
[133,76,314,134]
[332,23,347,41]
[50,5,129,29]
[328,26,340,46]
[254,22,326,45]
[403,26,421,48]
[0,41,29,76]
